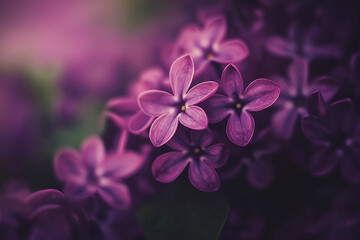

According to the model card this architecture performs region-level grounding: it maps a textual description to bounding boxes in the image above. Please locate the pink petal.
[138,90,176,117]
[302,117,332,145]
[179,106,208,130]
[152,151,189,183]
[81,137,106,170]
[306,91,326,117]
[188,160,220,192]
[184,81,219,106]
[226,111,255,146]
[309,148,338,176]
[242,78,281,112]
[54,148,86,183]
[203,94,232,123]
[221,64,244,97]
[106,111,127,128]
[309,76,338,101]
[26,189,64,210]
[106,97,138,116]
[169,55,194,97]
[212,39,249,63]
[128,110,154,134]
[265,36,295,57]
[167,129,190,151]
[204,143,229,168]
[288,58,308,93]
[191,128,214,148]
[203,15,227,46]
[272,106,299,139]
[149,112,179,147]
[97,181,131,209]
[101,151,145,179]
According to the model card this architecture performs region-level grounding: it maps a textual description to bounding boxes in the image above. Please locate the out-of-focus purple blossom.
[266,25,341,61]
[170,15,249,74]
[138,55,218,147]
[152,128,229,191]
[54,136,146,209]
[203,64,280,146]
[302,98,360,183]
[272,58,338,139]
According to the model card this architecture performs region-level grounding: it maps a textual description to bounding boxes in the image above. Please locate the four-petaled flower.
[152,128,229,191]
[138,55,218,147]
[171,15,249,74]
[54,136,145,209]
[203,64,280,146]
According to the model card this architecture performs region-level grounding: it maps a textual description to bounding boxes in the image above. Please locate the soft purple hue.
[302,98,360,183]
[203,64,280,146]
[54,136,145,209]
[171,15,249,74]
[152,128,229,192]
[271,58,338,139]
[138,55,218,147]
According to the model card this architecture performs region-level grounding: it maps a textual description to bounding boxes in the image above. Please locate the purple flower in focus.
[54,136,145,209]
[272,58,338,139]
[138,55,218,147]
[203,64,280,146]
[171,15,249,74]
[302,98,360,183]
[152,128,229,191]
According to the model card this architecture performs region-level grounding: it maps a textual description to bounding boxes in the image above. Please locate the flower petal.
[128,110,154,134]
[271,105,299,139]
[81,137,106,170]
[101,151,145,179]
[221,64,244,97]
[152,151,189,183]
[97,181,131,209]
[26,189,64,210]
[54,148,86,183]
[242,78,281,112]
[167,128,191,151]
[188,160,220,192]
[191,128,214,148]
[328,99,356,134]
[184,81,218,106]
[150,112,179,147]
[204,143,229,168]
[265,36,295,57]
[179,106,208,130]
[138,90,176,117]
[212,39,249,63]
[226,111,255,146]
[202,94,232,123]
[302,117,332,145]
[288,58,308,93]
[309,76,338,101]
[203,15,227,46]
[169,55,194,97]
[309,148,338,176]
[306,91,326,117]
[106,97,138,116]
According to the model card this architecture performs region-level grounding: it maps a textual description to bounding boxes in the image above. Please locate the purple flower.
[302,98,360,183]
[152,128,229,191]
[54,136,145,209]
[272,58,338,139]
[171,15,249,74]
[203,64,280,146]
[138,55,218,147]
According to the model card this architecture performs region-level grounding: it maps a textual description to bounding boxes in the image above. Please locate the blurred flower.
[152,128,228,191]
[138,55,218,147]
[171,15,249,74]
[54,136,145,209]
[204,64,280,146]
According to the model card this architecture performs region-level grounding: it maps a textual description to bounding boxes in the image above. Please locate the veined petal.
[138,90,176,117]
[191,128,214,148]
[81,137,106,170]
[188,160,220,192]
[203,15,227,45]
[221,64,244,97]
[152,151,189,183]
[149,112,180,147]
[226,111,255,146]
[202,94,232,123]
[169,55,194,97]
[212,39,249,63]
[54,148,86,183]
[302,117,332,145]
[128,110,154,134]
[242,78,280,112]
[97,180,131,209]
[309,148,338,176]
[179,106,208,130]
[184,81,218,106]
[265,36,295,57]
[204,143,229,168]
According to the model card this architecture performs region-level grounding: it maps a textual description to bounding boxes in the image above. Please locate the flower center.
[193,147,200,154]
[236,103,242,109]
[181,105,186,111]
[293,95,306,107]
[207,53,214,59]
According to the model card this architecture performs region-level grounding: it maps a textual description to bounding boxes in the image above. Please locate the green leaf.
[136,177,229,240]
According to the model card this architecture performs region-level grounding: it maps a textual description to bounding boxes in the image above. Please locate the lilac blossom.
[272,58,338,139]
[203,64,280,146]
[54,136,145,209]
[302,97,360,183]
[171,15,249,74]
[152,128,228,191]
[138,55,218,147]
